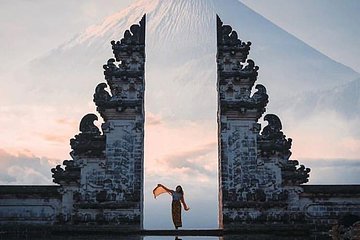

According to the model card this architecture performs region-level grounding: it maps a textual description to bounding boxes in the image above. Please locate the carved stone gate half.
[51,15,146,228]
[216,16,360,230]
[216,16,310,228]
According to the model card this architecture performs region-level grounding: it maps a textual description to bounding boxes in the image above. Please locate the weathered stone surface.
[300,186,360,227]
[0,186,61,225]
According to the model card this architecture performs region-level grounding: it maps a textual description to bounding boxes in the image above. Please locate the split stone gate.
[0,15,360,232]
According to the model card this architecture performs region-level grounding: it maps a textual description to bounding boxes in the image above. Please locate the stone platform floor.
[0,224,324,239]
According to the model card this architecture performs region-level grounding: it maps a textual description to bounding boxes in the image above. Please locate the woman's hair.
[176,185,184,195]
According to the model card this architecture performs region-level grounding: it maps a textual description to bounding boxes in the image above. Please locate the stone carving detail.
[79,114,101,134]
[51,113,106,199]
[103,58,144,79]
[218,59,259,82]
[103,123,143,203]
[97,15,145,122]
[51,160,80,185]
[111,15,145,61]
[258,114,310,185]
[217,16,265,120]
[70,114,105,158]
[252,84,269,107]
[224,126,259,202]
[282,160,311,185]
[94,83,111,105]
[258,114,292,158]
[220,83,268,113]
[93,82,123,115]
[217,15,251,62]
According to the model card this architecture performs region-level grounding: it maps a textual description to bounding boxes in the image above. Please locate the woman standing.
[153,184,190,229]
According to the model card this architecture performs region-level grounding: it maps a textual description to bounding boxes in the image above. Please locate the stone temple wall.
[300,186,360,226]
[0,186,61,225]
[0,15,146,229]
[217,15,360,230]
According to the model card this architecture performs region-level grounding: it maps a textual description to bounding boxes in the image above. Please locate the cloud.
[42,134,70,143]
[300,158,360,184]
[56,117,78,127]
[146,112,163,126]
[0,149,59,185]
[157,142,217,178]
[7,165,50,185]
[274,109,360,160]
[0,105,85,159]
[302,159,360,168]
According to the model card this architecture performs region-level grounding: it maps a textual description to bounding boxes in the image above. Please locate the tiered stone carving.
[51,160,81,185]
[258,114,310,185]
[217,15,310,227]
[51,15,146,228]
[70,114,106,158]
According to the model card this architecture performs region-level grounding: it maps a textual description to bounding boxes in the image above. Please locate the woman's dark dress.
[171,191,182,228]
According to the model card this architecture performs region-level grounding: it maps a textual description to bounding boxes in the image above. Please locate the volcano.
[26,0,359,119]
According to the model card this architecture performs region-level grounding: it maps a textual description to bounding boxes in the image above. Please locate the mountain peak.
[66,0,252,51]
[31,0,359,113]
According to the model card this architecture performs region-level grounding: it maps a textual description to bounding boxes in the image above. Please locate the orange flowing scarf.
[153,185,170,198]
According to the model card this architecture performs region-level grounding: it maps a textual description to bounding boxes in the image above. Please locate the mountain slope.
[277,77,360,120]
[22,0,359,120]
